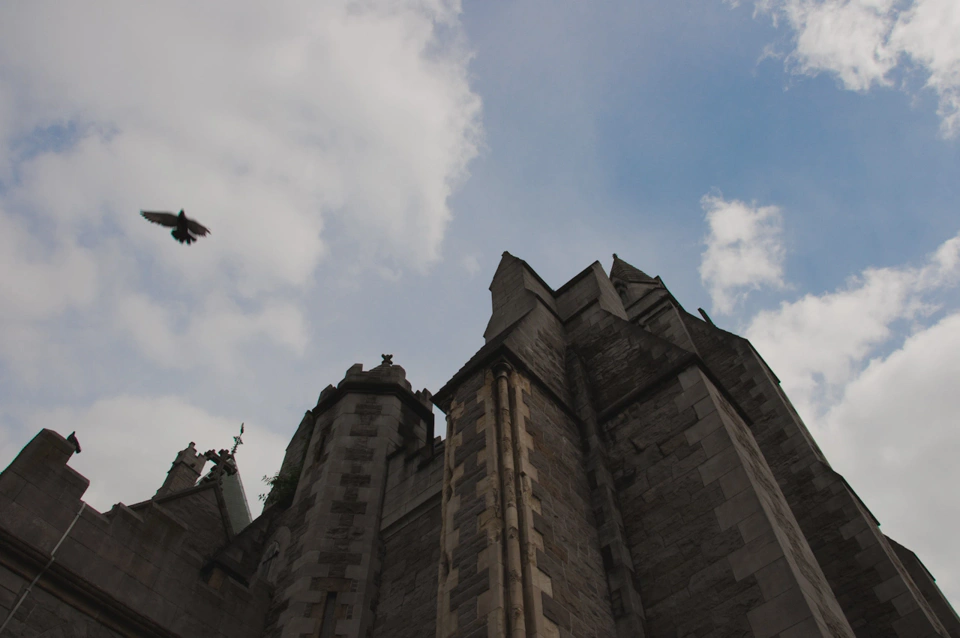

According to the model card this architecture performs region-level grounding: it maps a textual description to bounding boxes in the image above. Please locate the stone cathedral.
[1,253,958,638]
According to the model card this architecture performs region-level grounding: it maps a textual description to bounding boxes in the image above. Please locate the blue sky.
[1,0,959,606]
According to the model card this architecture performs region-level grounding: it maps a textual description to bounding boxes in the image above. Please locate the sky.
[1,0,959,607]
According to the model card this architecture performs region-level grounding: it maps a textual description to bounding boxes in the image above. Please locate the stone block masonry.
[2,251,955,637]
[436,367,501,638]
[600,365,852,637]
[516,372,619,638]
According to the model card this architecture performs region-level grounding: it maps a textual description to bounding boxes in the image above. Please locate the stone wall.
[435,355,619,638]
[624,289,699,357]
[373,439,444,638]
[374,495,442,638]
[269,409,316,507]
[436,368,494,638]
[603,365,855,637]
[887,538,960,638]
[374,502,442,638]
[0,563,125,638]
[681,312,951,637]
[0,362,441,638]
[518,375,617,637]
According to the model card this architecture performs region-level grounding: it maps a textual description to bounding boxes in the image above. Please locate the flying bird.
[140,209,211,245]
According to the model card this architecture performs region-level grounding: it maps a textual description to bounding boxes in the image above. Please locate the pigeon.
[67,431,81,454]
[141,209,210,245]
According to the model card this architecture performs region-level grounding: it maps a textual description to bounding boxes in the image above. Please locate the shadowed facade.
[1,253,957,637]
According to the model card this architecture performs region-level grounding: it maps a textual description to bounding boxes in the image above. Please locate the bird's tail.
[172,230,194,244]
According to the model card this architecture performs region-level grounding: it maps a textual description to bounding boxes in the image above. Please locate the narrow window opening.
[318,592,337,638]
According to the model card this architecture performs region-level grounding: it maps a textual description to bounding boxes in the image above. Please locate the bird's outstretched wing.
[186,218,210,236]
[141,211,180,227]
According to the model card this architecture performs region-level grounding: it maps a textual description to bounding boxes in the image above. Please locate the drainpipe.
[494,362,526,638]
[0,502,87,633]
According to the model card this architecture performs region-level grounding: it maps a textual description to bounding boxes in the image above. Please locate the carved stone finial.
[381,354,393,366]
[613,253,618,260]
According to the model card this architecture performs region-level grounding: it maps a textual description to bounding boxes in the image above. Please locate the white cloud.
[761,0,900,90]
[699,193,786,314]
[115,293,308,373]
[0,0,481,280]
[890,0,960,134]
[0,205,103,387]
[0,323,80,389]
[748,0,960,136]
[0,395,289,517]
[0,1,481,523]
[738,228,960,603]
[0,0,482,380]
[0,206,98,322]
[818,313,960,603]
[461,254,481,276]
[745,230,960,417]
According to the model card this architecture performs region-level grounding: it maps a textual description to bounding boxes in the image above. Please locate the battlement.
[316,356,434,426]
